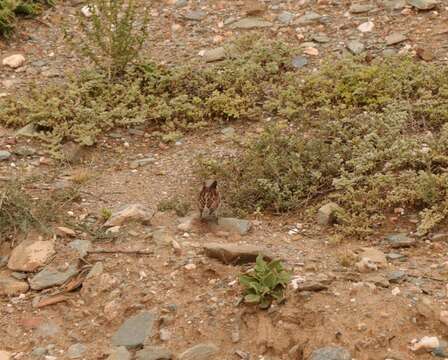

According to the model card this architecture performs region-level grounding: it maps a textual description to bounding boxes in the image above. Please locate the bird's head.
[203,179,218,190]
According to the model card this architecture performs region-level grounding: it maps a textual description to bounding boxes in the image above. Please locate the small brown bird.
[198,180,220,221]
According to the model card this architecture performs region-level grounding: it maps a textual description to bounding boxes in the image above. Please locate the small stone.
[416,47,434,61]
[296,281,328,292]
[69,240,91,257]
[292,56,308,69]
[387,270,407,284]
[174,0,188,7]
[386,253,407,261]
[221,127,235,137]
[13,146,36,156]
[217,217,251,235]
[0,351,11,360]
[355,258,378,273]
[31,347,48,357]
[86,262,103,279]
[416,297,437,319]
[297,11,322,24]
[309,346,351,360]
[440,311,448,327]
[304,47,319,56]
[11,272,27,280]
[229,17,272,29]
[56,226,76,237]
[29,264,78,290]
[0,151,11,161]
[383,0,406,9]
[391,287,400,296]
[183,10,206,21]
[346,40,365,55]
[278,11,294,25]
[159,329,171,341]
[153,229,174,246]
[349,4,375,13]
[386,32,407,45]
[8,240,55,272]
[317,202,343,226]
[179,343,219,360]
[386,233,416,248]
[2,54,25,68]
[407,0,438,9]
[312,33,330,43]
[112,310,157,349]
[357,21,374,32]
[203,47,226,62]
[0,256,8,268]
[107,347,131,360]
[360,247,387,267]
[67,343,87,359]
[15,123,38,137]
[0,274,29,296]
[129,157,156,169]
[411,336,439,353]
[136,346,173,360]
[104,204,154,227]
[81,5,95,17]
[204,243,272,264]
[363,274,390,288]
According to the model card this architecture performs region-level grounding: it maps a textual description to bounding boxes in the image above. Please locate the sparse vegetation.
[158,197,190,217]
[239,255,291,309]
[100,207,112,221]
[0,0,53,37]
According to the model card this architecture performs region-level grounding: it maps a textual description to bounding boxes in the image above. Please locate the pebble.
[8,240,55,272]
[159,329,171,341]
[292,55,308,69]
[297,11,322,24]
[386,233,416,248]
[81,5,94,17]
[129,158,156,169]
[31,347,48,357]
[204,242,272,264]
[0,151,11,161]
[360,247,387,268]
[309,346,351,360]
[69,240,91,257]
[179,343,219,360]
[317,202,342,226]
[358,21,374,32]
[386,32,407,45]
[387,270,407,284]
[104,204,154,227]
[386,253,407,261]
[221,127,235,137]
[135,346,173,360]
[183,10,206,21]
[67,343,87,359]
[2,54,26,68]
[411,336,439,353]
[203,47,226,62]
[407,0,438,9]
[312,33,330,43]
[349,4,375,13]
[107,347,131,360]
[112,310,157,349]
[174,0,188,7]
[0,275,29,296]
[217,217,251,235]
[346,40,365,55]
[278,11,294,25]
[304,47,319,56]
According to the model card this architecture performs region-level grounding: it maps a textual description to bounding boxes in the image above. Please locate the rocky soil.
[2,0,448,360]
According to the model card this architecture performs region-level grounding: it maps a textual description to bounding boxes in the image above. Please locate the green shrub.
[239,255,291,309]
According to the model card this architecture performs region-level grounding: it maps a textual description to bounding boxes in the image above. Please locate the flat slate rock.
[112,311,157,349]
[204,243,273,264]
[386,233,416,248]
[29,264,78,290]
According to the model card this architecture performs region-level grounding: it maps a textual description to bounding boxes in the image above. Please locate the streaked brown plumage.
[198,180,220,220]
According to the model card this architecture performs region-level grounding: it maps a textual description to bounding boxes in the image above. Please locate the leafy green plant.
[69,0,150,79]
[239,255,291,309]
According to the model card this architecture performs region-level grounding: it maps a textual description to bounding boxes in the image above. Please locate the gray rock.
[107,347,131,360]
[432,233,448,242]
[309,346,351,360]
[0,151,11,161]
[69,240,91,258]
[15,123,39,137]
[183,10,206,21]
[203,47,226,63]
[13,146,36,156]
[292,56,308,69]
[31,347,48,357]
[130,158,156,169]
[317,202,343,226]
[217,217,251,235]
[86,262,103,279]
[383,48,397,57]
[386,32,407,45]
[296,281,328,292]
[174,0,187,7]
[388,270,407,284]
[179,343,219,360]
[229,17,272,29]
[363,274,390,288]
[0,256,8,268]
[104,204,154,227]
[29,264,78,290]
[277,11,294,25]
[221,127,235,137]
[297,11,322,24]
[11,272,27,280]
[346,40,365,55]
[112,310,157,349]
[386,253,407,261]
[204,243,273,264]
[136,346,173,360]
[383,0,406,8]
[67,343,86,359]
[312,33,330,43]
[407,0,438,9]
[349,3,375,13]
[386,233,416,248]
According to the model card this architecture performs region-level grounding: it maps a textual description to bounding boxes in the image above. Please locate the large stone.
[29,264,78,290]
[136,347,173,360]
[112,311,157,349]
[309,346,351,360]
[292,56,308,69]
[203,47,226,63]
[349,3,375,13]
[0,151,11,161]
[0,274,29,296]
[229,17,272,29]
[179,343,219,360]
[183,10,206,21]
[104,204,154,227]
[217,217,251,235]
[317,203,343,226]
[297,11,322,24]
[8,240,55,272]
[346,40,365,55]
[386,32,407,45]
[407,0,438,9]
[386,233,416,248]
[107,347,131,360]
[277,11,294,25]
[204,243,272,264]
[67,343,86,359]
[2,54,25,68]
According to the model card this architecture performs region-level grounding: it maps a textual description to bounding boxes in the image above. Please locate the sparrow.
[198,180,220,221]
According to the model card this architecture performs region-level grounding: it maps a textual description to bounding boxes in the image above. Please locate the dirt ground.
[2,0,448,359]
